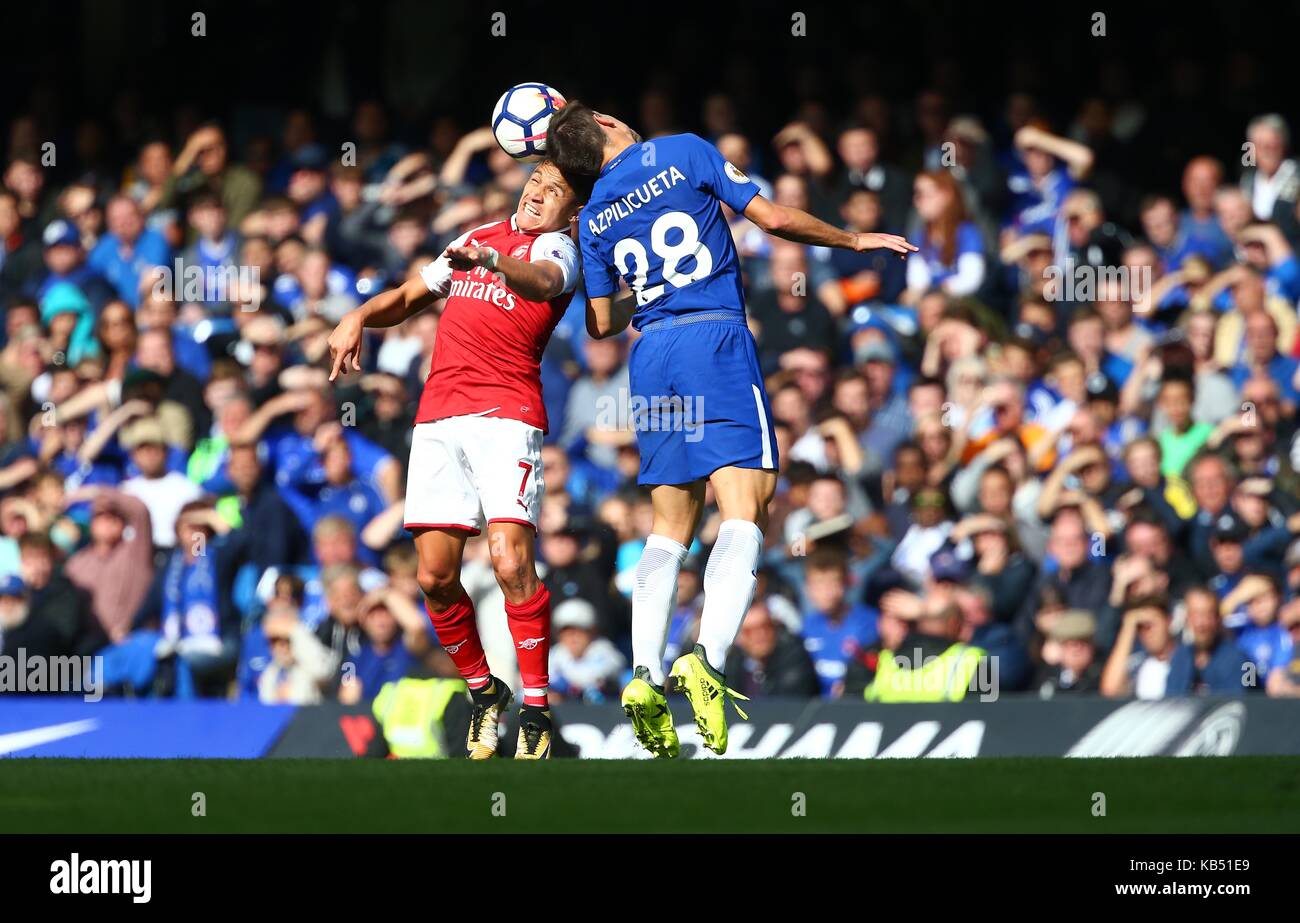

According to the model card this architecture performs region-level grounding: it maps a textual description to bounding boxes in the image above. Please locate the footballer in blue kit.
[549,102,916,757]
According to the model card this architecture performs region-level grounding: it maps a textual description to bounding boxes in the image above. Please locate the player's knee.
[417,564,461,609]
[491,552,537,602]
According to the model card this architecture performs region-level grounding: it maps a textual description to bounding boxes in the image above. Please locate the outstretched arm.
[743,195,917,254]
[328,276,439,380]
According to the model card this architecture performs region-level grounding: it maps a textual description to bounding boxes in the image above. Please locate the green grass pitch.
[1,756,1297,833]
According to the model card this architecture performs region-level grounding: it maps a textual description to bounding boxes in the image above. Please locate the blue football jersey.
[580,133,761,329]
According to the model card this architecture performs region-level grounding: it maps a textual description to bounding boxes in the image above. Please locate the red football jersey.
[415,218,579,432]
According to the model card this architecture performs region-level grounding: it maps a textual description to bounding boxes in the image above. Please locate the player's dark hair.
[537,157,594,204]
[547,100,606,177]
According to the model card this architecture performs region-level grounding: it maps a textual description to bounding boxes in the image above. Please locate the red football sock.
[506,585,552,706]
[425,594,491,690]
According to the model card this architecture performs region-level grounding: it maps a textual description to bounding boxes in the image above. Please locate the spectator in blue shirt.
[1140,195,1225,272]
[88,196,171,308]
[180,191,239,280]
[341,586,431,703]
[1006,124,1093,236]
[1230,311,1300,406]
[1222,573,1294,678]
[1180,157,1235,270]
[799,548,880,697]
[278,428,385,566]
[904,170,986,302]
[1167,587,1253,695]
[26,220,115,308]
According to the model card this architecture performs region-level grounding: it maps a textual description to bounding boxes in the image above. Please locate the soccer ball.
[492,83,567,163]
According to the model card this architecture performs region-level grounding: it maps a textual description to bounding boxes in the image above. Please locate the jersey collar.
[600,144,637,178]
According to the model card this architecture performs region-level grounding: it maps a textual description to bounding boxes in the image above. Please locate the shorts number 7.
[517,461,533,498]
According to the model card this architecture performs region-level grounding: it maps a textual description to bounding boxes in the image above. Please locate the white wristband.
[482,246,499,270]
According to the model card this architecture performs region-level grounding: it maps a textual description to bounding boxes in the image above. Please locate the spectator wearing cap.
[1166,586,1253,695]
[63,486,155,642]
[87,195,171,309]
[856,340,912,468]
[548,598,626,703]
[1206,510,1250,602]
[285,144,336,230]
[120,416,202,550]
[1034,609,1102,696]
[26,219,114,308]
[726,599,820,699]
[1087,370,1148,462]
[799,548,879,698]
[1101,596,1178,699]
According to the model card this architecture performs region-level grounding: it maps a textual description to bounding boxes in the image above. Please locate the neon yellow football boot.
[621,666,680,758]
[668,644,749,755]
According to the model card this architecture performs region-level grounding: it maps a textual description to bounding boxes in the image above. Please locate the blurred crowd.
[2,84,1300,707]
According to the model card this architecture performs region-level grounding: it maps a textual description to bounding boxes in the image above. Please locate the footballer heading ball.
[492,82,567,163]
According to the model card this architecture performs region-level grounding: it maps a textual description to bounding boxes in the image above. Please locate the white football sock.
[697,519,763,673]
[632,533,688,686]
